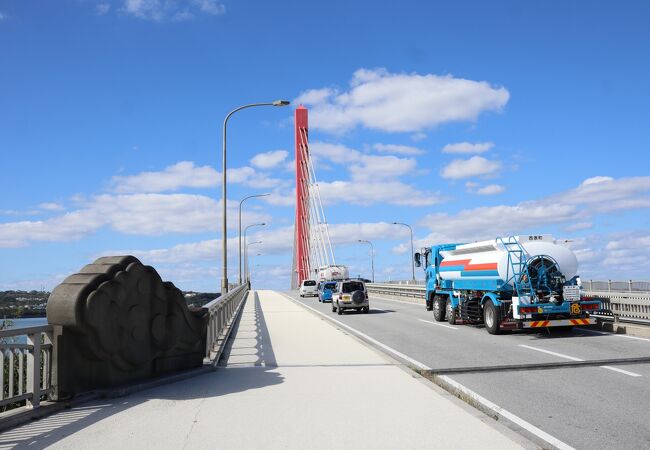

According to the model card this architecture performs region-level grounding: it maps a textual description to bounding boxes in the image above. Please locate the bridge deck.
[0,290,528,449]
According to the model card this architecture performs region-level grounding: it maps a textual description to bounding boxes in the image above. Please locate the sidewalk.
[0,290,530,449]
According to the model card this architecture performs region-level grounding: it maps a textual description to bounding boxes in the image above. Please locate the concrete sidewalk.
[0,290,531,449]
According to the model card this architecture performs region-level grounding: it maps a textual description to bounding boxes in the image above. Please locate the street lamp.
[246,242,262,283]
[243,222,265,257]
[358,239,375,282]
[392,222,415,282]
[238,193,270,284]
[221,100,290,295]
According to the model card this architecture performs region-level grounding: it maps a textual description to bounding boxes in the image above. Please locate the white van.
[299,279,318,297]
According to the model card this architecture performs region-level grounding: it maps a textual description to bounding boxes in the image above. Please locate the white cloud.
[295,88,335,105]
[311,141,417,179]
[465,182,504,195]
[476,184,505,195]
[121,0,224,21]
[349,155,417,180]
[0,12,7,21]
[295,68,509,133]
[38,202,65,211]
[110,160,285,193]
[581,176,614,186]
[318,180,442,206]
[440,156,501,179]
[308,141,434,206]
[250,150,289,170]
[552,176,650,213]
[411,132,427,142]
[418,176,650,243]
[373,143,425,155]
[563,222,593,232]
[191,0,225,15]
[441,141,494,154]
[97,3,111,14]
[111,161,218,193]
[0,195,268,247]
[311,142,360,164]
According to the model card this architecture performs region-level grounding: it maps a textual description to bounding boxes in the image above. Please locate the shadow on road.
[0,292,283,449]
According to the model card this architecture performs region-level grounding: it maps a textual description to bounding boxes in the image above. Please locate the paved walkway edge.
[0,292,253,434]
[282,292,572,450]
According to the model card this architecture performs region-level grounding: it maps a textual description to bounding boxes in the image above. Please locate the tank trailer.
[414,235,600,334]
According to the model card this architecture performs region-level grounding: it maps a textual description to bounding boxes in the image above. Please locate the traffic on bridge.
[1,4,649,449]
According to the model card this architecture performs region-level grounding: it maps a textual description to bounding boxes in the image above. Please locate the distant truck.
[317,265,349,282]
[414,235,600,334]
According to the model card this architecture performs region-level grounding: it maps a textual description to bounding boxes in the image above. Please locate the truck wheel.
[433,296,446,322]
[337,304,343,315]
[484,300,501,335]
[446,299,457,325]
[332,303,336,312]
[363,306,369,314]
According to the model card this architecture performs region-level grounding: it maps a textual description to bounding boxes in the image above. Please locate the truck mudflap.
[523,317,596,328]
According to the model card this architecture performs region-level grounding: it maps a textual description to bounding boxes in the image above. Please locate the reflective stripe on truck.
[523,317,595,328]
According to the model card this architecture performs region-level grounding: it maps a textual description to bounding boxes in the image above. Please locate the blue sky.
[1,0,649,291]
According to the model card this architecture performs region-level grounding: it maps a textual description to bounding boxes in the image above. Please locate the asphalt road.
[286,290,650,450]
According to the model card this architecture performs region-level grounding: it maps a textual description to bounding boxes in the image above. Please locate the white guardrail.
[0,325,54,411]
[366,283,650,322]
[203,283,249,362]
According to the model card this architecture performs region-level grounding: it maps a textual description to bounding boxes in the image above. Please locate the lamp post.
[221,100,290,295]
[243,222,265,275]
[238,193,270,284]
[246,242,262,283]
[358,239,375,282]
[392,222,415,282]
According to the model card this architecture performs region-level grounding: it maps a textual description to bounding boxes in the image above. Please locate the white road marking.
[599,366,643,377]
[519,345,584,361]
[438,375,576,450]
[373,307,389,313]
[614,334,650,343]
[418,318,459,330]
[369,294,424,307]
[520,345,643,377]
[579,328,650,343]
[284,292,575,450]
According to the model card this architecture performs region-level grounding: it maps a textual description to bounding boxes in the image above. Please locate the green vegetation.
[0,290,49,318]
[0,290,219,318]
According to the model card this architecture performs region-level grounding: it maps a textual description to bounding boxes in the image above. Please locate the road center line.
[615,334,650,343]
[519,345,584,361]
[520,345,644,378]
[418,319,459,330]
[284,292,574,450]
[599,366,643,377]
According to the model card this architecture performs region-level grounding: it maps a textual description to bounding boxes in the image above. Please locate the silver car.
[299,279,318,297]
[332,280,369,315]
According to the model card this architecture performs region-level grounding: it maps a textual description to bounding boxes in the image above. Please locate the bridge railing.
[366,283,650,323]
[203,283,249,362]
[582,280,650,293]
[0,325,54,410]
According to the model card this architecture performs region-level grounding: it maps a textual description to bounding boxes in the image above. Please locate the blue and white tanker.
[414,235,600,334]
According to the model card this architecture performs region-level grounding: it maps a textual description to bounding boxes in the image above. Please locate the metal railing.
[582,280,650,293]
[588,291,650,322]
[366,283,650,323]
[0,325,54,410]
[204,284,249,362]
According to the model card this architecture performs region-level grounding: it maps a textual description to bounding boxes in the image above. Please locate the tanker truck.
[414,235,600,334]
[317,264,349,282]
